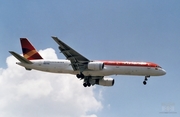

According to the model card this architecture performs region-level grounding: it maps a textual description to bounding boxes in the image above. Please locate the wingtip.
[51,36,60,43]
[9,51,18,56]
[51,36,57,39]
[9,51,14,54]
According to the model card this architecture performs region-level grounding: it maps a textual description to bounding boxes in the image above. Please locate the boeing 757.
[9,37,166,87]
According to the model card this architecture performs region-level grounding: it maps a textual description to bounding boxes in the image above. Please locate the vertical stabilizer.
[20,38,43,60]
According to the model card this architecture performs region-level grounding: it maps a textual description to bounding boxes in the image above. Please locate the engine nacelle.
[96,78,114,86]
[87,61,104,71]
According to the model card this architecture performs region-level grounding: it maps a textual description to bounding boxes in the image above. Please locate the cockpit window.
[156,66,162,68]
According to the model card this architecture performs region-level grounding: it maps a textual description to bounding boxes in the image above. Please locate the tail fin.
[20,38,43,60]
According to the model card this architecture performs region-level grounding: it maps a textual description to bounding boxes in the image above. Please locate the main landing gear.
[83,82,91,87]
[143,76,150,85]
[76,72,92,87]
[76,72,84,79]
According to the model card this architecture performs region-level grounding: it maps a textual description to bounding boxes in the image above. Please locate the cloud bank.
[0,48,102,117]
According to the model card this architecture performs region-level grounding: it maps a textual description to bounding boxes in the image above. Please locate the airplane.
[9,37,166,87]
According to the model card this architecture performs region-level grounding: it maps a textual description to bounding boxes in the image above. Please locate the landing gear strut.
[143,76,150,85]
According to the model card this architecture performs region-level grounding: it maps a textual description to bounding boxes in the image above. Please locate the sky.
[0,0,180,117]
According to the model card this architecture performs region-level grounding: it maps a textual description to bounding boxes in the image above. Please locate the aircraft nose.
[161,69,166,75]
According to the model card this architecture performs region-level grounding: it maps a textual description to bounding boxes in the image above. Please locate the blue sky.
[0,0,180,117]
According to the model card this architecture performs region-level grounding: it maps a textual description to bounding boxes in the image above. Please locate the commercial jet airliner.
[9,37,166,87]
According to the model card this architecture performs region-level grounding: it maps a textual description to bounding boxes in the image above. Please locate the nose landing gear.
[143,80,147,85]
[143,76,150,85]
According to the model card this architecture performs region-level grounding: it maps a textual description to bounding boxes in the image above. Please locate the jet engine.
[95,78,114,86]
[88,61,104,70]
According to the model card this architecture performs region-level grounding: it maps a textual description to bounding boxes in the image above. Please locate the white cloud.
[0,48,103,117]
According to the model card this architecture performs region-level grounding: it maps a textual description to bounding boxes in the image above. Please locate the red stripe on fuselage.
[101,61,158,67]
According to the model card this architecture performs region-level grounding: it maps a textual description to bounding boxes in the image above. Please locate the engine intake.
[88,61,104,71]
[95,78,114,86]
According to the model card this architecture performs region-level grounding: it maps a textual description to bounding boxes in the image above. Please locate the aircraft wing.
[52,36,90,71]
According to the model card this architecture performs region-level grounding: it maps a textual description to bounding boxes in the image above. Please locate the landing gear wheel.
[143,81,147,85]
[87,82,91,87]
[83,83,87,87]
[76,73,85,79]
[76,74,81,78]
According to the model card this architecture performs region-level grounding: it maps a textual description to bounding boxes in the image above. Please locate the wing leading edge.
[52,36,90,71]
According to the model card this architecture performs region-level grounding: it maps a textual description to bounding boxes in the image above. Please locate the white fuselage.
[17,59,166,77]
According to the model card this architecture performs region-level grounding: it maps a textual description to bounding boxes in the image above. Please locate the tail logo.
[21,38,43,60]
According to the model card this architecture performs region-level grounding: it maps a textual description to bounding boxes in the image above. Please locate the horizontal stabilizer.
[9,51,33,64]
